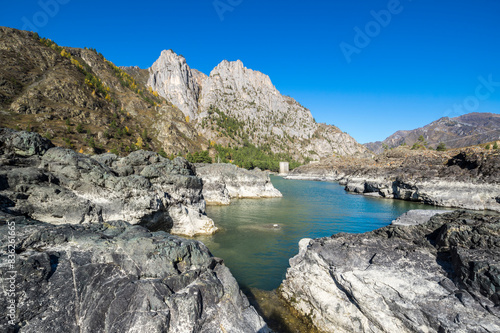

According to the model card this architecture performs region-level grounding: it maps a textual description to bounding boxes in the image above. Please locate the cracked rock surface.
[0,128,216,236]
[280,210,500,333]
[0,213,269,332]
[195,163,282,205]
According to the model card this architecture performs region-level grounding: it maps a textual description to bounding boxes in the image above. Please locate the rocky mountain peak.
[147,49,206,119]
[208,59,275,92]
[147,50,370,160]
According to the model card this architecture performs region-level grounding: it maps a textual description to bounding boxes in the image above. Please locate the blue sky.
[2,0,500,143]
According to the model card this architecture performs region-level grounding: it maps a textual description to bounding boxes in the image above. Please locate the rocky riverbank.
[0,128,216,237]
[0,128,273,332]
[195,163,282,205]
[287,147,500,212]
[280,210,500,333]
[0,212,270,332]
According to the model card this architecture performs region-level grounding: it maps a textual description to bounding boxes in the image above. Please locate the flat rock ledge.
[195,163,282,205]
[0,212,270,333]
[0,128,216,237]
[280,210,500,333]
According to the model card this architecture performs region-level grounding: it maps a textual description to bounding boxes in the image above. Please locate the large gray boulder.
[0,212,270,332]
[0,129,216,236]
[280,211,500,333]
[195,163,282,205]
[0,128,54,157]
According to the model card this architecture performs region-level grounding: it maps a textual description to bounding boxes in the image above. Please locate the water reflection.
[195,175,444,290]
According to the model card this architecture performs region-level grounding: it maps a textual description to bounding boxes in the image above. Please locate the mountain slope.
[0,26,204,155]
[366,112,500,154]
[147,51,370,161]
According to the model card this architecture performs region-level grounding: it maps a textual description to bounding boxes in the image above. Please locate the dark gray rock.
[281,211,500,333]
[0,129,216,236]
[0,213,269,333]
[0,128,54,157]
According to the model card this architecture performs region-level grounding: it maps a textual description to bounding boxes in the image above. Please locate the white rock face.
[286,167,500,212]
[148,50,207,120]
[342,176,500,212]
[0,141,218,237]
[147,50,370,160]
[168,204,218,237]
[195,163,282,205]
[391,209,452,226]
[198,60,369,159]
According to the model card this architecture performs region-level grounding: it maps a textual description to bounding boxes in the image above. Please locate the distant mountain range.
[0,26,369,162]
[365,113,500,154]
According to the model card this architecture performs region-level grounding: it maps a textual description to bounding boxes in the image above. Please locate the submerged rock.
[195,163,282,205]
[281,210,500,333]
[0,129,216,236]
[0,213,269,332]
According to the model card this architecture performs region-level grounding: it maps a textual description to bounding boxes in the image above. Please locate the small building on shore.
[279,162,289,175]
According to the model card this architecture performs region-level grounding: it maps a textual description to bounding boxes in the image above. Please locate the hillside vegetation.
[0,27,204,156]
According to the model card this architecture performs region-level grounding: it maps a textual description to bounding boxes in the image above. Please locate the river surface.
[195,176,444,290]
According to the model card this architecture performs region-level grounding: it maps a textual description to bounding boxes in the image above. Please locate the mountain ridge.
[146,49,371,161]
[1,26,369,165]
[0,26,205,156]
[366,112,500,153]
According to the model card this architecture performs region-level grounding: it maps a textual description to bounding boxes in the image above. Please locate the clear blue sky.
[2,0,500,143]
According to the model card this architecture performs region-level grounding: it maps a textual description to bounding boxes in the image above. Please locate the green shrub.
[76,123,85,133]
[158,149,168,158]
[436,142,446,151]
[187,150,212,163]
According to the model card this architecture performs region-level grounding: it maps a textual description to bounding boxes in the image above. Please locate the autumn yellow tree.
[60,49,71,58]
[135,136,143,149]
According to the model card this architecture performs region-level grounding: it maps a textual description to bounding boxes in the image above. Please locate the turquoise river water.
[194,176,443,290]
